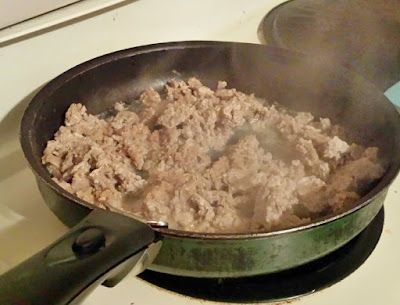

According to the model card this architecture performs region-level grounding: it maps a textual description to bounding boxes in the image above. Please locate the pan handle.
[0,208,158,305]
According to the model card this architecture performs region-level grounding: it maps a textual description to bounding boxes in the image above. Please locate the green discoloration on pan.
[149,191,385,277]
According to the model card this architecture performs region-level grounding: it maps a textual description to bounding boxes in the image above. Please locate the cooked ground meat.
[42,78,385,233]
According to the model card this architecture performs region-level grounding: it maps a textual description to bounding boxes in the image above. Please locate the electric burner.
[138,208,384,303]
[258,0,400,92]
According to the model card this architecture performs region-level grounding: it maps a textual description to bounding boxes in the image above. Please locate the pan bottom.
[137,207,384,303]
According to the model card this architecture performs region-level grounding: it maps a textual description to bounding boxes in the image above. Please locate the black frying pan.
[0,41,399,305]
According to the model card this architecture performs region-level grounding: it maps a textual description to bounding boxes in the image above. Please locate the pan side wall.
[37,176,386,278]
[150,192,386,278]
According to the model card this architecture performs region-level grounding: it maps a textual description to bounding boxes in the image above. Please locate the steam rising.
[267,0,400,91]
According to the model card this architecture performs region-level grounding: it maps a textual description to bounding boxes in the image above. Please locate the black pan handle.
[0,208,157,305]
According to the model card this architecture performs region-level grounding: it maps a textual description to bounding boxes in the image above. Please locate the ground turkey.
[42,78,385,233]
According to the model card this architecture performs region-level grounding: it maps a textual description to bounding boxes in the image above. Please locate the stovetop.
[0,1,399,304]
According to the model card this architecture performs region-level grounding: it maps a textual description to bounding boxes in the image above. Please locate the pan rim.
[20,40,400,240]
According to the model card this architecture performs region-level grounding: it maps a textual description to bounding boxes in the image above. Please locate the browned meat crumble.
[42,78,385,233]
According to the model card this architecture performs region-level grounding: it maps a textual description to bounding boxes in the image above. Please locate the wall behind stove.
[0,0,81,29]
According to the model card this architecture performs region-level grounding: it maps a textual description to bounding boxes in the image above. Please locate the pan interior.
[21,42,400,237]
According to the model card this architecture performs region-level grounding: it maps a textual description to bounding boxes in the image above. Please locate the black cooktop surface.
[138,208,384,303]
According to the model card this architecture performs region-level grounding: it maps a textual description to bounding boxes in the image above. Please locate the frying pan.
[0,41,399,305]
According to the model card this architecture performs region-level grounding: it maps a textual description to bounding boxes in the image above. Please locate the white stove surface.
[0,1,399,304]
